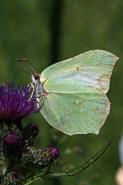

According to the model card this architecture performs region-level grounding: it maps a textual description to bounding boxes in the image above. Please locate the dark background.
[0,0,122,185]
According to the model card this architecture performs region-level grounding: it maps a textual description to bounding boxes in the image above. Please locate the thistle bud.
[2,171,23,185]
[23,123,39,140]
[21,146,59,170]
[4,134,19,147]
[3,132,22,156]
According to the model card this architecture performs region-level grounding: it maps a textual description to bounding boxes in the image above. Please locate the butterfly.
[19,50,118,135]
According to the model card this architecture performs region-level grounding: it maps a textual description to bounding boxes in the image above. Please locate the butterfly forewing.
[41,50,118,93]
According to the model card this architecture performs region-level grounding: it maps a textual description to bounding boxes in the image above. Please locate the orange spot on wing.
[73,100,83,105]
[76,66,80,70]
[79,100,83,104]
[110,63,114,67]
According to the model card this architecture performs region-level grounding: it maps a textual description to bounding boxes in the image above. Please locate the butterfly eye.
[34,74,40,80]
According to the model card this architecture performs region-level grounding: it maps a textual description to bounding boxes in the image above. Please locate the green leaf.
[0,154,8,176]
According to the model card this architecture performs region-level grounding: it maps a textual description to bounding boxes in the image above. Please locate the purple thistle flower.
[0,83,39,122]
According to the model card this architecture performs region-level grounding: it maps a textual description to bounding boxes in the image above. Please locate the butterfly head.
[31,73,40,83]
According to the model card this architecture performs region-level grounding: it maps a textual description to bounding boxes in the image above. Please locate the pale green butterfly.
[20,50,118,135]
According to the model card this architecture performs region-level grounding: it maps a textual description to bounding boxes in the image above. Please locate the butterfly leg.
[27,82,36,100]
[35,95,45,109]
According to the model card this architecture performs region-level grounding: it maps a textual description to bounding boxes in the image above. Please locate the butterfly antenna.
[17,58,37,73]
[14,68,31,84]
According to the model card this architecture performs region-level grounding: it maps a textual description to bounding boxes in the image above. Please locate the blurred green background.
[0,0,122,184]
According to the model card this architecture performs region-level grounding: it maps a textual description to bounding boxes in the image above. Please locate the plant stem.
[50,0,64,63]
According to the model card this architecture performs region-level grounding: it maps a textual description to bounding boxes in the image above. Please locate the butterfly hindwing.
[41,90,110,135]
